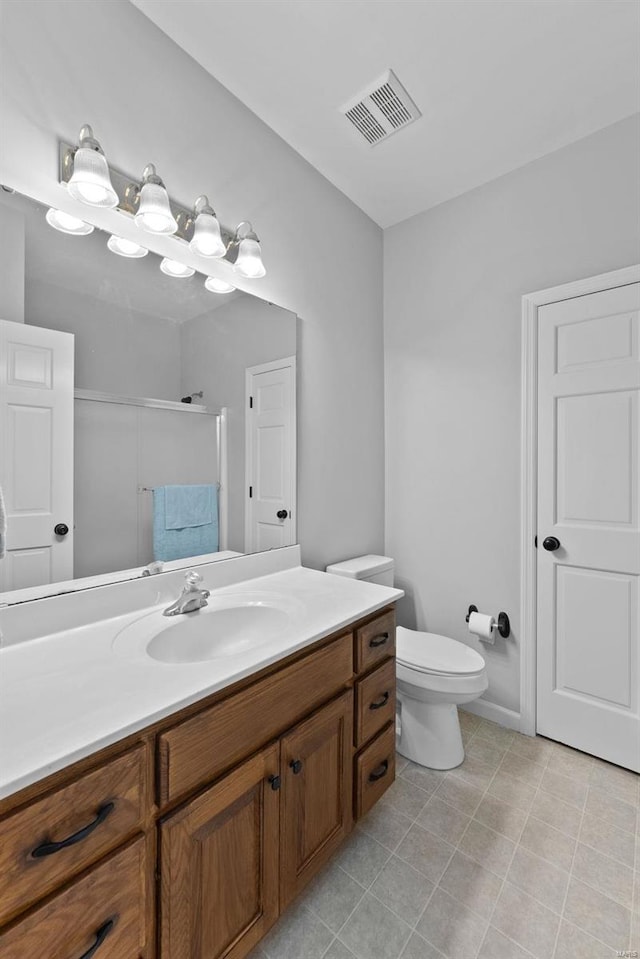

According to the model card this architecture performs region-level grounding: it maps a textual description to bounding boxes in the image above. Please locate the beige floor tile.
[459,708,481,733]
[478,926,536,959]
[395,754,409,775]
[400,760,447,795]
[339,894,412,959]
[505,845,568,915]
[554,920,617,958]
[519,816,576,872]
[262,902,334,959]
[589,759,639,807]
[473,720,515,749]
[488,771,537,811]
[358,802,413,852]
[458,819,516,878]
[563,877,631,951]
[538,768,588,809]
[584,785,637,835]
[396,824,456,883]
[399,933,445,959]
[448,755,496,791]
[491,882,560,959]
[302,862,365,933]
[572,842,634,909]
[439,850,502,918]
[416,887,488,959]
[545,747,593,784]
[507,734,554,765]
[579,811,636,868]
[369,856,435,925]
[416,796,471,845]
[324,942,356,959]
[465,737,507,768]
[499,752,547,788]
[435,775,484,816]
[528,789,582,839]
[334,829,391,886]
[474,793,527,841]
[380,777,432,820]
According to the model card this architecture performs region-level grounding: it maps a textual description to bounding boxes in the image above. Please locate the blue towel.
[153,486,218,562]
[164,484,214,529]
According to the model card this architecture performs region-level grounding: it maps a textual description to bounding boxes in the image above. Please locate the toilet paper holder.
[465,604,510,638]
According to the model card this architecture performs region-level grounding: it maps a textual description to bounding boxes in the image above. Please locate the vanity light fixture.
[66,125,119,208]
[107,235,148,258]
[232,222,266,278]
[189,196,226,258]
[45,208,94,236]
[204,276,236,294]
[134,164,178,235]
[160,257,195,278]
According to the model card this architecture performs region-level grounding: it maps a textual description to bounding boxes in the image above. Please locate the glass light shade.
[107,235,148,258]
[204,276,236,294]
[160,258,195,278]
[45,208,94,236]
[67,148,118,208]
[233,237,266,278]
[190,212,226,257]
[135,183,178,234]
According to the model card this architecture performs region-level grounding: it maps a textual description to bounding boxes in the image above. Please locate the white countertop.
[0,555,402,800]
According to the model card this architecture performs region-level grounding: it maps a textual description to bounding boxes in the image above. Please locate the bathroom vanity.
[0,549,400,958]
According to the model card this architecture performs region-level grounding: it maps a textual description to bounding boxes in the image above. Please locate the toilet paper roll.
[468,611,495,644]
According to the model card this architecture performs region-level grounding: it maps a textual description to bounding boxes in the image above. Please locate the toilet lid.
[396,626,485,675]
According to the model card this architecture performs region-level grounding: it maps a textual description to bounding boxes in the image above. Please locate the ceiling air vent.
[340,69,421,146]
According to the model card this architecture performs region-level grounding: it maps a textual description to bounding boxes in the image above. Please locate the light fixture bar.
[58,140,236,250]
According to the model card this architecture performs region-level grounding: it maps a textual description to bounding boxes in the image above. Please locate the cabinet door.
[160,743,280,959]
[280,691,353,908]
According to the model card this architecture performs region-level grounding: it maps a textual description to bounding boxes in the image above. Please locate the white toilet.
[325,555,488,770]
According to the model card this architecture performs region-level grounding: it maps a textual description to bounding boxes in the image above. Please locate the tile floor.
[249,710,639,959]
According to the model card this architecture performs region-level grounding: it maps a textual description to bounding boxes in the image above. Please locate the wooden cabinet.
[0,603,396,959]
[280,692,353,908]
[160,744,280,959]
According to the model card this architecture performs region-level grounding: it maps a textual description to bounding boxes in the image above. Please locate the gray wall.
[0,198,25,323]
[0,0,385,571]
[180,296,296,551]
[384,115,640,715]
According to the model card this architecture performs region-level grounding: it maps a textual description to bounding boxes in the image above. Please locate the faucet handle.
[185,569,203,586]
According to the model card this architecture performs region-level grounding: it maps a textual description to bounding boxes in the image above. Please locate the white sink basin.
[113,591,303,665]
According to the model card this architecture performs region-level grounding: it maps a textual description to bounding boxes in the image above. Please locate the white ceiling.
[132,0,640,228]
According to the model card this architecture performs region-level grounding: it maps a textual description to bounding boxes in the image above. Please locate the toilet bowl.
[396,626,487,770]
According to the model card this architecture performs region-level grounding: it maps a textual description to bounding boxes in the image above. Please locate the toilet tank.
[325,555,394,587]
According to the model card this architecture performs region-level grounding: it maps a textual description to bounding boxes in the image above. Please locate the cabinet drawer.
[0,837,148,959]
[355,658,396,747]
[158,632,353,805]
[355,608,395,674]
[0,745,147,926]
[355,722,396,820]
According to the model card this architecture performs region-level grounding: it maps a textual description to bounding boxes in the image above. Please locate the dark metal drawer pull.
[369,692,390,710]
[31,802,115,859]
[368,760,389,783]
[369,632,389,648]
[77,918,115,959]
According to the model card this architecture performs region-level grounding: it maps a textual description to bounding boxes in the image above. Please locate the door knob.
[54,523,69,536]
[276,509,288,519]
[542,536,561,551]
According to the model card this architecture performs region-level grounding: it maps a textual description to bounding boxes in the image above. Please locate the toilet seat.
[396,626,485,676]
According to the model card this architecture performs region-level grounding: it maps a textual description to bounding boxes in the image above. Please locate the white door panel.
[0,321,74,591]
[245,358,296,553]
[537,282,640,771]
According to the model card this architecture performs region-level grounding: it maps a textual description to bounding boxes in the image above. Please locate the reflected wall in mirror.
[0,187,297,600]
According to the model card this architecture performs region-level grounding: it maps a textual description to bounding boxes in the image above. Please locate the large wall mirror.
[0,187,297,601]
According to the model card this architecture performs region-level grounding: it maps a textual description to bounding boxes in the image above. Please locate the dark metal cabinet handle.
[369,632,389,649]
[290,759,303,775]
[31,802,115,859]
[268,774,281,791]
[276,509,288,519]
[369,692,390,711]
[542,536,561,552]
[77,918,115,959]
[54,523,69,536]
[368,760,389,783]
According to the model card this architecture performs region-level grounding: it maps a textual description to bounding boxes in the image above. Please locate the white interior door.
[537,282,640,771]
[245,357,296,552]
[0,320,74,591]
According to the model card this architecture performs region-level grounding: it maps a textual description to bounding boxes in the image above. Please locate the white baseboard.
[462,698,522,732]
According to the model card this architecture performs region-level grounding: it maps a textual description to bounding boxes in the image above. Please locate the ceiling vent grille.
[340,70,421,146]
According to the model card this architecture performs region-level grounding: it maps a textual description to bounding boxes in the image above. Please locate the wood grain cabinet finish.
[158,632,353,806]
[0,745,147,926]
[355,657,396,748]
[355,608,396,674]
[160,743,281,959]
[0,837,148,959]
[279,692,353,909]
[355,722,396,819]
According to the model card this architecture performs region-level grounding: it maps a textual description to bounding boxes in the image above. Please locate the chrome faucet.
[163,570,210,617]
